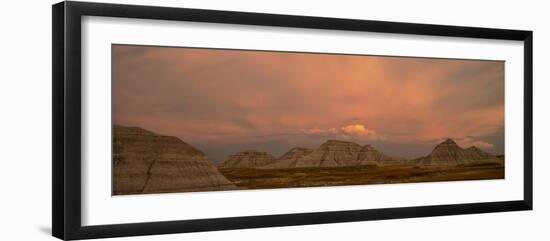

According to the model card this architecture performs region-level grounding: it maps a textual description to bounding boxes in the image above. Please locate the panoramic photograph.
[111,44,505,195]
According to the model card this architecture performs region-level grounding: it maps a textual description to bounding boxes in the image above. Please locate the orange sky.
[112,45,505,161]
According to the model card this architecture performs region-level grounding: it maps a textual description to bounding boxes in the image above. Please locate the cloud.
[455,136,494,150]
[303,124,385,141]
[340,124,379,138]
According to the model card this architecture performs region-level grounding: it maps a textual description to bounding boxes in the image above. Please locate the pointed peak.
[430,138,461,153]
[441,138,457,145]
[278,147,314,160]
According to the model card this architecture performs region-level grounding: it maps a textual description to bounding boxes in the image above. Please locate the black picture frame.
[52,1,533,240]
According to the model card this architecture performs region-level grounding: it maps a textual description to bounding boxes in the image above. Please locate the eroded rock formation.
[217,150,277,169]
[294,140,362,167]
[415,138,502,166]
[293,140,402,168]
[260,148,314,169]
[112,125,236,195]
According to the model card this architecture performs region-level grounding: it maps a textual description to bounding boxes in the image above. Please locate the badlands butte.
[113,125,504,195]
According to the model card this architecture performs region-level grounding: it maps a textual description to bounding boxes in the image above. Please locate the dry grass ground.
[219,163,504,190]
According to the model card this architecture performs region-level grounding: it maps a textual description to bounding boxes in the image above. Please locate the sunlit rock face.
[112,125,236,195]
[217,150,277,169]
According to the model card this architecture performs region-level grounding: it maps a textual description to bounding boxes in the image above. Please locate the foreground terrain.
[219,163,504,190]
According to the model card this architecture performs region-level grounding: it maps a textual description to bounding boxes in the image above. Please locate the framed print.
[52,1,533,240]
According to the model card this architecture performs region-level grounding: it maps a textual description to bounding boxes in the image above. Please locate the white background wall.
[0,0,548,240]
